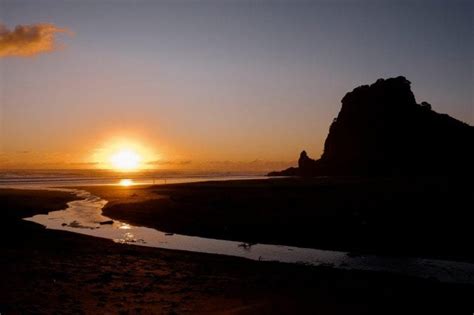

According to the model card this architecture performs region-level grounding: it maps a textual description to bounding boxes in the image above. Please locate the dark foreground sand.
[1,186,473,314]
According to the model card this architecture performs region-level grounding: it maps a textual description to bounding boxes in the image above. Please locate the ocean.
[0,169,266,187]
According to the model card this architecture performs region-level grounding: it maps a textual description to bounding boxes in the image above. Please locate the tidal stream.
[23,187,474,285]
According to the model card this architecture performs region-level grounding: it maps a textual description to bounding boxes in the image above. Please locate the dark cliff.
[269,76,474,176]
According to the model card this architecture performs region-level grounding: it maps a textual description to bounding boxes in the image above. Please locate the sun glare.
[92,138,160,171]
[119,179,134,186]
[110,149,141,171]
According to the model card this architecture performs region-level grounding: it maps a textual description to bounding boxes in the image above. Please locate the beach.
[87,177,474,262]
[1,181,473,314]
[3,1,473,313]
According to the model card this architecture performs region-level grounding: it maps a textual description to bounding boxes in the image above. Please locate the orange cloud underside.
[0,23,71,57]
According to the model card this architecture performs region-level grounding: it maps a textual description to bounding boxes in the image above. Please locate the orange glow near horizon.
[90,138,161,171]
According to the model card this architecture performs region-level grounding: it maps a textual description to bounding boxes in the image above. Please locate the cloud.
[0,23,71,58]
[145,159,295,172]
[69,162,99,166]
[147,160,192,166]
[201,160,295,171]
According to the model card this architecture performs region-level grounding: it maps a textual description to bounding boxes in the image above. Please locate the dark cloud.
[147,160,192,166]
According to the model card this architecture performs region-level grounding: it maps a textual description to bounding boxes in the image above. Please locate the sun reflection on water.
[119,179,134,186]
[118,223,131,230]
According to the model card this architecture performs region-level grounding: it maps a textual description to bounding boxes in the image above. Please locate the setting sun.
[90,137,160,171]
[110,149,141,171]
[2,0,473,312]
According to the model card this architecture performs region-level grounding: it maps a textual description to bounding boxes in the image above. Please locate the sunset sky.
[0,0,472,171]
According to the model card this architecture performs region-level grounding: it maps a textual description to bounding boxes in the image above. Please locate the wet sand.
[1,187,473,314]
[87,177,474,263]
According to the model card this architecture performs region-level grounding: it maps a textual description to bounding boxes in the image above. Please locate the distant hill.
[269,76,474,176]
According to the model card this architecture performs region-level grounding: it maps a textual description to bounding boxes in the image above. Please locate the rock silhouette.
[269,76,474,176]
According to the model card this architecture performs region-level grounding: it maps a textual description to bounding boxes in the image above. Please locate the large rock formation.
[269,76,474,176]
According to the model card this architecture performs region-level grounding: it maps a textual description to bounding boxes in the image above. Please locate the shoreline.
[2,182,474,313]
[82,176,474,264]
[18,184,474,286]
